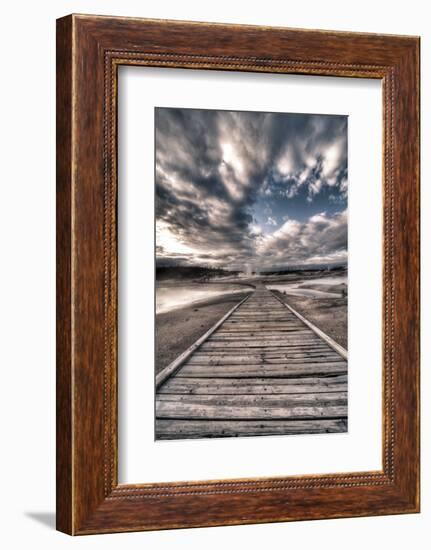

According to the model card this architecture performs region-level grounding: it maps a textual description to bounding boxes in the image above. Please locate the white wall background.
[0,0,427,548]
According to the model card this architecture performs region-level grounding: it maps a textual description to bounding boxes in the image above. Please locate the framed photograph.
[153,106,349,441]
[56,14,420,534]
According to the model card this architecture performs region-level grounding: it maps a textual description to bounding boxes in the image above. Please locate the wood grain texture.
[154,288,347,438]
[56,16,73,535]
[155,418,348,438]
[56,13,420,535]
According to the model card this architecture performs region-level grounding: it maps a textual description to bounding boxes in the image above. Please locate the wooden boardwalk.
[155,288,347,439]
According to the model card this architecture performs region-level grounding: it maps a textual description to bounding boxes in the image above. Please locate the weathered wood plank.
[208,334,321,340]
[156,419,347,438]
[223,311,296,315]
[156,401,347,420]
[211,330,310,338]
[228,315,296,320]
[186,355,343,365]
[189,354,343,363]
[178,363,347,378]
[157,392,347,406]
[161,374,347,388]
[159,382,348,395]
[223,324,307,330]
[220,328,312,334]
[237,309,290,312]
[198,343,330,353]
[213,334,312,340]
[205,334,320,340]
[226,314,298,319]
[212,330,311,337]
[196,346,335,357]
[217,324,315,329]
[215,324,304,329]
[199,339,322,348]
[189,348,340,356]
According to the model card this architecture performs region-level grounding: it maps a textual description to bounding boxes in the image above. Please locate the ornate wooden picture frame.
[56,14,420,534]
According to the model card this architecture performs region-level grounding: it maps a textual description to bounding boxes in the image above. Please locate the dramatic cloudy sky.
[155,108,347,271]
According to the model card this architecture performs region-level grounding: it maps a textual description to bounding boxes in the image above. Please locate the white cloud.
[321,139,345,181]
[250,224,262,236]
[271,219,302,241]
[276,147,295,176]
[255,210,347,269]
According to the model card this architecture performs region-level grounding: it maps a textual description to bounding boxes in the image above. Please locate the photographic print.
[155,107,348,440]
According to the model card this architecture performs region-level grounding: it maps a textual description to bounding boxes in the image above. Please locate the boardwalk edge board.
[270,290,348,360]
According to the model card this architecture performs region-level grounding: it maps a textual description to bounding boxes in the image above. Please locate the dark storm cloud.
[155,107,347,269]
